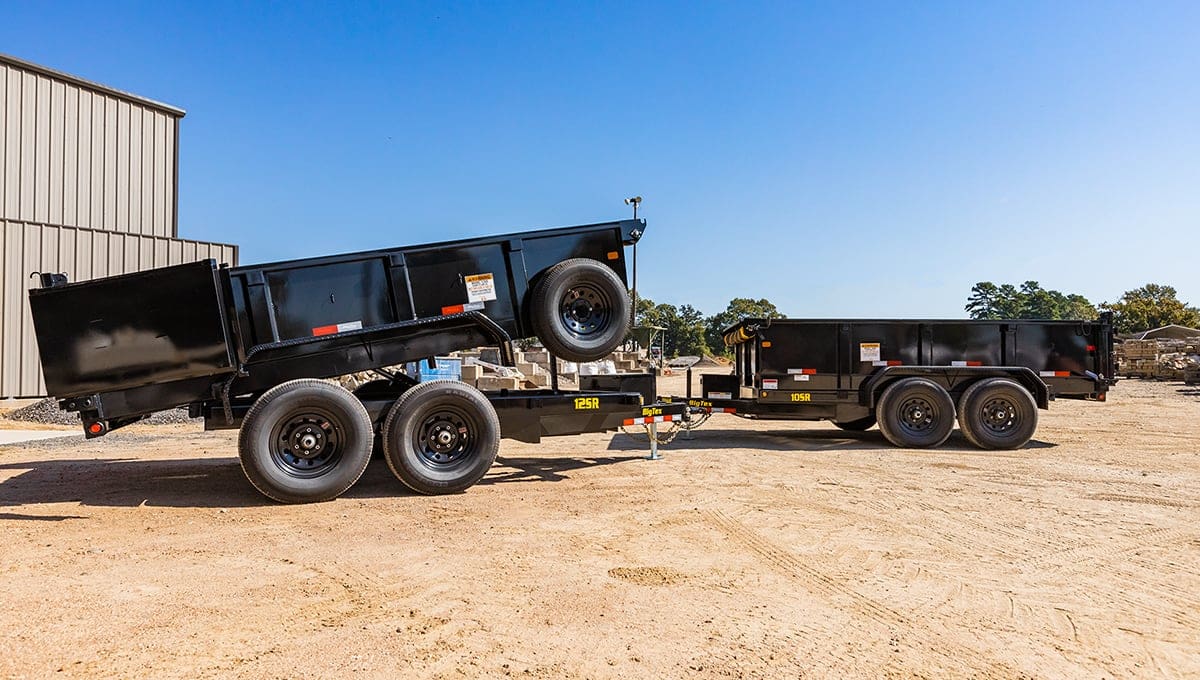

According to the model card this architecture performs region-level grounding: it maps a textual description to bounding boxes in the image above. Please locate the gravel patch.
[6,399,199,426]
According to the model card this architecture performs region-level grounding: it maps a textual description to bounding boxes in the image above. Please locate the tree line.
[966,281,1199,334]
[632,297,783,358]
[632,281,1199,361]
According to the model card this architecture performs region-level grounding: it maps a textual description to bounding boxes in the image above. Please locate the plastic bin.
[405,357,463,382]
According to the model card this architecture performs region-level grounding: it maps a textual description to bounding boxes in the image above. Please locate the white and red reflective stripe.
[951,361,984,367]
[441,301,485,315]
[787,368,818,375]
[1040,371,1071,378]
[312,321,363,336]
[706,407,737,414]
[622,414,679,426]
[871,360,903,367]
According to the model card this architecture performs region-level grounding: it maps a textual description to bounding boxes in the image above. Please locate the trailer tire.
[957,378,1038,450]
[238,380,374,504]
[876,378,955,448]
[530,258,631,363]
[381,380,500,495]
[834,416,876,432]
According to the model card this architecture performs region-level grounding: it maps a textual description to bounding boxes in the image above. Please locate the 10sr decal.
[791,393,812,402]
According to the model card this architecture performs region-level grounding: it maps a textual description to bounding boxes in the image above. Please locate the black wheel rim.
[270,409,343,478]
[412,404,480,470]
[559,282,612,338]
[897,396,938,434]
[980,397,1019,436]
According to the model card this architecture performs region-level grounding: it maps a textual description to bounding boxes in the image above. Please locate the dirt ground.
[1,377,1198,679]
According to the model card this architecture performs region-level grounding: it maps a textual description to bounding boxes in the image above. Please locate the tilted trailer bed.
[667,316,1116,449]
[28,218,684,503]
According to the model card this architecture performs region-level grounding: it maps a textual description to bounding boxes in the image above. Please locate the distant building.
[1,53,238,398]
[1134,325,1200,341]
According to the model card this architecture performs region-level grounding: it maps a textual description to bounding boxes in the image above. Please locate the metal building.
[1,53,237,398]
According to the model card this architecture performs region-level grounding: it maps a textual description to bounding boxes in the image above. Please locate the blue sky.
[3,1,1197,317]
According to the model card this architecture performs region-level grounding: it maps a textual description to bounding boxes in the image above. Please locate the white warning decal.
[762,379,779,390]
[860,342,881,362]
[465,273,497,303]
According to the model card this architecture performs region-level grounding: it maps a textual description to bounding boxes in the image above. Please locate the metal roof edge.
[0,52,186,118]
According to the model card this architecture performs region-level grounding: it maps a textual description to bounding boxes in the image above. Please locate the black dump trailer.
[28,218,684,503]
[672,316,1116,450]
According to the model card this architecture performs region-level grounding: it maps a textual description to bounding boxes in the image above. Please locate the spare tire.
[529,258,631,362]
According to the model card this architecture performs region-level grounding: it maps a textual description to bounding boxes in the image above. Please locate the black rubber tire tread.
[529,258,631,363]
[876,377,956,448]
[834,416,877,432]
[238,379,374,504]
[957,377,1038,450]
[381,380,501,495]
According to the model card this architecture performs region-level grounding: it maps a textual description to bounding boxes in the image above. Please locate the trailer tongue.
[28,218,684,503]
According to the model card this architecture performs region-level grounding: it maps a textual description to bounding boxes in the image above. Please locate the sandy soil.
[1,378,1198,679]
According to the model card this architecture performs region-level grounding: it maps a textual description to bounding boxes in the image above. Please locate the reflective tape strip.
[622,415,679,426]
[703,407,737,414]
[872,360,903,367]
[441,302,485,315]
[312,321,362,336]
[951,361,984,367]
[1040,371,1071,378]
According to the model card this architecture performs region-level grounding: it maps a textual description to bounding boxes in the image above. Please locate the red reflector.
[1087,345,1096,352]
[88,422,103,434]
[311,324,338,337]
[441,304,465,315]
[1097,392,1106,402]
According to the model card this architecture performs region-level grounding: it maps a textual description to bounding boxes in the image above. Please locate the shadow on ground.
[0,456,422,510]
[483,455,643,485]
[606,427,1055,453]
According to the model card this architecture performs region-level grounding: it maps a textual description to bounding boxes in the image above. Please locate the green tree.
[966,281,1096,320]
[631,298,709,358]
[1101,284,1200,334]
[674,304,710,357]
[705,298,784,355]
[965,282,1003,319]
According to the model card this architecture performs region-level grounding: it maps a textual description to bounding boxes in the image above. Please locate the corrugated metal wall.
[0,220,238,398]
[1,58,179,237]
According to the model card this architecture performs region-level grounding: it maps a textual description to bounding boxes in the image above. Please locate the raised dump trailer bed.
[672,315,1116,449]
[27,218,683,503]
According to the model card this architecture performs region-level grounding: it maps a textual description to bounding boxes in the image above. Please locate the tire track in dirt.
[858,498,1058,563]
[697,508,1021,678]
[1020,527,1193,573]
[1087,493,1196,509]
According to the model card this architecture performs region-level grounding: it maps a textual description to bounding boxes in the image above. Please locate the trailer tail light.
[86,422,105,436]
[1097,392,1106,402]
[1087,345,1096,352]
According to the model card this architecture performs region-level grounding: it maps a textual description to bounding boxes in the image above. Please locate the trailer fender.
[860,366,1049,411]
